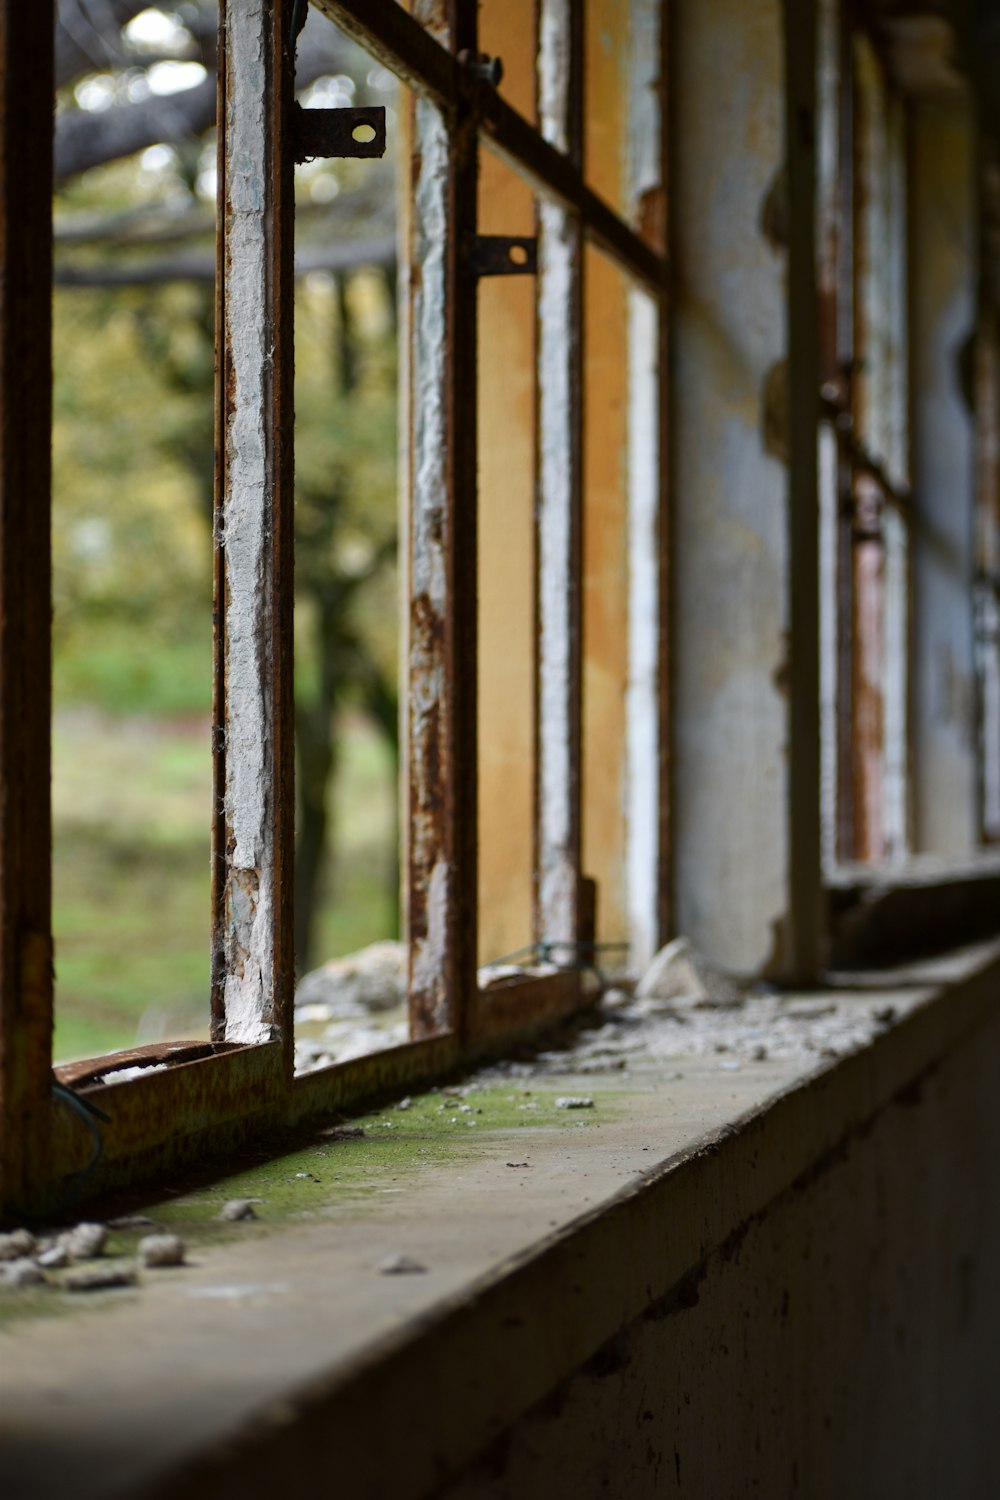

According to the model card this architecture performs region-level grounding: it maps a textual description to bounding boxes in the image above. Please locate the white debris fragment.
[139,1234,185,1268]
[377,1253,427,1275]
[396,1096,413,1111]
[556,1096,594,1110]
[59,1222,107,1260]
[64,1264,137,1293]
[36,1245,69,1270]
[295,940,407,1017]
[636,936,744,1009]
[0,1258,44,1287]
[0,1228,35,1261]
[219,1199,260,1222]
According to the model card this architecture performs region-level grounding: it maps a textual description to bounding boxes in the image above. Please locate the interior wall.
[911,101,979,855]
[437,1005,1000,1500]
[671,0,790,974]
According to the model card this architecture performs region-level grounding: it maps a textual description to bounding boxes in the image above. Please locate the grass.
[52,708,398,1064]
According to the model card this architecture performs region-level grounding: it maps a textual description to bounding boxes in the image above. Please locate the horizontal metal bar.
[471,969,583,1041]
[292,103,387,160]
[50,1043,285,1190]
[310,0,458,103]
[478,92,666,293]
[820,395,911,514]
[310,0,668,296]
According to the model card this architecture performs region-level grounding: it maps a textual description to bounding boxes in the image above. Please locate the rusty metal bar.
[50,1044,285,1197]
[821,396,912,515]
[309,0,667,297]
[0,0,55,1219]
[466,234,537,276]
[406,0,479,1040]
[292,103,387,161]
[535,0,584,959]
[213,0,296,1075]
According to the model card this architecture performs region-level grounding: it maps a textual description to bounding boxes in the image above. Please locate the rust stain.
[636,185,666,255]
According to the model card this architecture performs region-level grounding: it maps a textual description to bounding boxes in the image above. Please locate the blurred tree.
[53,2,401,972]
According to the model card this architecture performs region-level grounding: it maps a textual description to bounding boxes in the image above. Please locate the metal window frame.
[0,0,669,1220]
[817,0,913,869]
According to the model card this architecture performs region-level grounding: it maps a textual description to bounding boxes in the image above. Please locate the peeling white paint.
[538,0,570,152]
[407,95,451,1014]
[536,1,579,947]
[221,0,274,1045]
[627,0,661,207]
[626,0,663,968]
[410,858,450,1000]
[410,98,448,615]
[626,288,660,969]
[537,199,577,944]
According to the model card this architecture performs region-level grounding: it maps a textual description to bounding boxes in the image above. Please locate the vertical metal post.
[625,0,669,967]
[407,0,479,1038]
[851,31,892,865]
[974,167,1000,842]
[535,0,584,954]
[213,0,296,1073]
[785,0,823,974]
[835,5,857,862]
[0,0,55,1215]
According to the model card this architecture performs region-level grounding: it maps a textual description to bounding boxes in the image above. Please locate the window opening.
[818,2,911,869]
[51,5,219,1065]
[0,0,669,1221]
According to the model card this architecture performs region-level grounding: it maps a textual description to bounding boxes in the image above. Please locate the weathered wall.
[438,1005,1000,1500]
[671,0,791,975]
[911,102,979,855]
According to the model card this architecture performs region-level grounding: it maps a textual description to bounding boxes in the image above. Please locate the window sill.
[3,939,999,1500]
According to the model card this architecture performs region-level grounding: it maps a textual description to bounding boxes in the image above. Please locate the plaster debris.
[59,1222,107,1260]
[295,940,406,1017]
[377,1253,427,1276]
[219,1199,260,1222]
[139,1234,185,1268]
[556,1096,594,1109]
[64,1264,137,1293]
[36,1245,69,1270]
[0,1258,44,1287]
[0,1228,35,1261]
[396,1097,413,1111]
[637,936,744,1009]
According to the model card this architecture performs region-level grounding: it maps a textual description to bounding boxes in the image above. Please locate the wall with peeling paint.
[911,102,979,856]
[438,1006,1000,1500]
[671,0,791,974]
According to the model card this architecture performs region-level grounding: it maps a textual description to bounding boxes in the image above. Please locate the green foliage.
[53,282,215,713]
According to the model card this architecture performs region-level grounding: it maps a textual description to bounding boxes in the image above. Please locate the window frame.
[0,0,670,1219]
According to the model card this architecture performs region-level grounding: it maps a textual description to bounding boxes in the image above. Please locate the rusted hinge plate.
[465,235,537,276]
[292,104,386,162]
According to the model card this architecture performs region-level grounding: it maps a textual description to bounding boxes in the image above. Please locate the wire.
[47,1082,110,1218]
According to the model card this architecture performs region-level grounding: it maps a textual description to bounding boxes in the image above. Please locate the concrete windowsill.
[2,940,999,1500]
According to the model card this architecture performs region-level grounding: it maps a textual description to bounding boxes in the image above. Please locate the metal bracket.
[465,235,537,277]
[292,104,386,163]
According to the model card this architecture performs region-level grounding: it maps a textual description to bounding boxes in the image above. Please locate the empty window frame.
[0,0,668,1218]
[818,0,910,868]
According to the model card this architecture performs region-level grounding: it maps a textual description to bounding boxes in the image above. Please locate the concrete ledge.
[2,941,998,1500]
